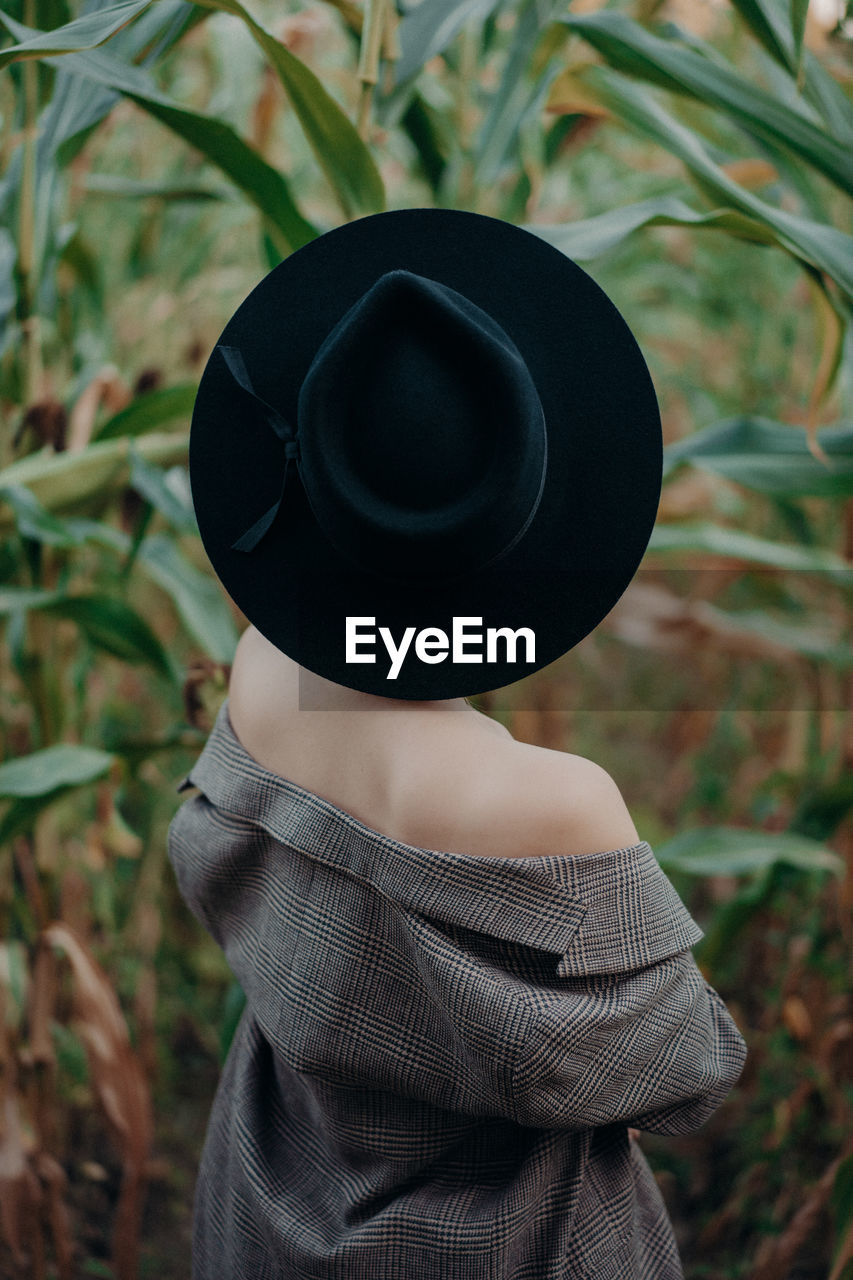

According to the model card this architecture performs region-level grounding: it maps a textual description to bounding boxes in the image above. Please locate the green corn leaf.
[83,173,228,200]
[656,826,844,877]
[663,418,853,496]
[0,0,202,337]
[0,743,114,798]
[574,64,853,302]
[475,0,566,186]
[95,385,196,441]
[0,587,63,611]
[58,228,104,310]
[0,587,174,678]
[0,433,188,531]
[0,520,234,663]
[67,45,317,252]
[128,446,196,532]
[729,0,795,70]
[527,196,776,261]
[193,0,385,218]
[562,13,853,197]
[0,0,154,70]
[0,940,27,1017]
[648,522,853,574]
[790,0,808,78]
[790,774,853,842]
[394,0,501,85]
[796,49,853,145]
[0,484,86,547]
[0,13,318,254]
[728,0,853,141]
[43,593,175,678]
[399,92,450,194]
[0,797,51,853]
[79,1261,116,1280]
[61,518,131,554]
[36,0,197,171]
[0,228,15,332]
[136,533,238,663]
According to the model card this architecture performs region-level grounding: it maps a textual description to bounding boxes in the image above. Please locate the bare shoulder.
[228,626,299,719]
[227,627,640,860]
[475,737,641,858]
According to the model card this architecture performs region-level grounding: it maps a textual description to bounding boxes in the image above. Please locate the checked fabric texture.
[167,697,747,1280]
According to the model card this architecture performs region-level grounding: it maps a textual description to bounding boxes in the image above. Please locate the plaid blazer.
[167,697,747,1280]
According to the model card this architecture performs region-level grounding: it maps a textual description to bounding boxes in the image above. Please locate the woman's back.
[168,675,746,1280]
[227,625,641,861]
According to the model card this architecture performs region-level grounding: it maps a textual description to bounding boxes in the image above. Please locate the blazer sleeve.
[510,949,747,1133]
[508,844,748,1134]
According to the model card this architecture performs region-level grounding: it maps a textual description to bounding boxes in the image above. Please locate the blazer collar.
[176,698,702,975]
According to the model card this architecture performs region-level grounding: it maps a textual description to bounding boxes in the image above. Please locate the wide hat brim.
[189,208,661,700]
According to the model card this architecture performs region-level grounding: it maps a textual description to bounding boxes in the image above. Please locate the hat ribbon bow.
[217,344,301,554]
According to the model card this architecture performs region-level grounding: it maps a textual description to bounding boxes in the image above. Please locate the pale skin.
[227,625,641,861]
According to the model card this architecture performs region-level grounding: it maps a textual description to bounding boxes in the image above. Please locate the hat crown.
[298,269,548,582]
[337,271,495,510]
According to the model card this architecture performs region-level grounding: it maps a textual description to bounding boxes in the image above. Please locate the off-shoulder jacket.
[167,697,747,1280]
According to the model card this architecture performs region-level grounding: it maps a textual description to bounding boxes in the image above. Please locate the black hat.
[189,208,661,700]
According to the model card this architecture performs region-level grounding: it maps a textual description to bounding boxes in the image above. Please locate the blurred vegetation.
[0,0,852,1276]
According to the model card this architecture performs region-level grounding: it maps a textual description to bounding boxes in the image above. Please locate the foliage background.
[1,0,852,1276]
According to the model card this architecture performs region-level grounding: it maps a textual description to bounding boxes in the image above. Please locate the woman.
[169,208,747,1278]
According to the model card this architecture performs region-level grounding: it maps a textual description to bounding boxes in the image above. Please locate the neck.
[298,665,470,713]
[240,626,471,714]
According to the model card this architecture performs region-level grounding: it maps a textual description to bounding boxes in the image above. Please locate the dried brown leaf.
[546,68,611,117]
[42,924,150,1159]
[34,1152,74,1280]
[782,995,813,1042]
[749,1144,853,1280]
[606,581,821,665]
[15,399,68,453]
[720,158,778,188]
[0,1092,42,1266]
[656,469,715,520]
[277,9,329,55]
[803,273,840,466]
[250,65,280,152]
[42,922,152,1280]
[67,366,131,453]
